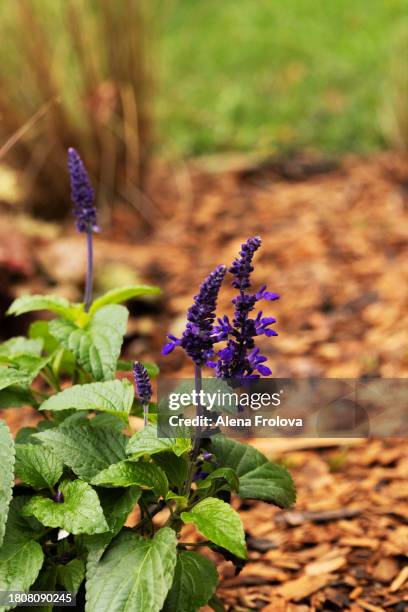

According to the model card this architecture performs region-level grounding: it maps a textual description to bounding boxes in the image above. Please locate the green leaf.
[0,386,33,409]
[0,420,14,547]
[90,413,125,431]
[7,294,81,321]
[0,336,43,357]
[97,487,141,531]
[198,467,239,493]
[90,285,161,314]
[34,424,128,481]
[117,359,159,378]
[15,444,63,490]
[127,425,191,459]
[181,498,247,559]
[0,498,44,608]
[28,565,57,612]
[82,487,141,585]
[0,542,43,609]
[22,480,109,535]
[211,436,296,508]
[163,551,218,612]
[57,558,85,593]
[9,354,52,381]
[15,427,39,444]
[39,379,134,420]
[29,321,61,354]
[91,461,168,498]
[86,528,177,612]
[49,305,128,381]
[0,368,30,391]
[153,453,188,490]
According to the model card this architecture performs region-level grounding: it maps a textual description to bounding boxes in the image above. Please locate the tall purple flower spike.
[67,148,99,312]
[162,265,227,366]
[211,236,279,381]
[67,148,98,233]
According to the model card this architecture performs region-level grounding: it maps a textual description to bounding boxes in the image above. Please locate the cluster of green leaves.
[0,285,295,612]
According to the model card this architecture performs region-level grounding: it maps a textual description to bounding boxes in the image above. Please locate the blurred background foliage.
[0,0,407,217]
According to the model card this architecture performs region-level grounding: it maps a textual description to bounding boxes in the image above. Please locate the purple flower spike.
[67,148,98,233]
[133,362,153,404]
[162,265,227,366]
[230,236,261,290]
[212,236,279,381]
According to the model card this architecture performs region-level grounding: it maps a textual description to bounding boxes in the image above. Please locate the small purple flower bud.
[193,469,209,482]
[54,490,64,503]
[67,148,99,233]
[133,362,153,404]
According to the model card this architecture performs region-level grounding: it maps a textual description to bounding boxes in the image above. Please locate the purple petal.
[162,342,175,355]
[262,291,280,301]
[257,364,272,376]
[265,329,278,337]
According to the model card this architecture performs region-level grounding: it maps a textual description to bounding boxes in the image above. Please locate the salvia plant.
[0,149,295,612]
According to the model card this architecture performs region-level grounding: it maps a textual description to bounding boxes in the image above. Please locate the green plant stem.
[178,541,211,548]
[84,230,94,312]
[133,501,165,533]
[182,364,203,497]
[142,401,148,427]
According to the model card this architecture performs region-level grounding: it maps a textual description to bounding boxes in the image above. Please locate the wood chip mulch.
[1,151,408,610]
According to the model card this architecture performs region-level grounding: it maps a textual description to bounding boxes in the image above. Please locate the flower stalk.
[67,147,99,312]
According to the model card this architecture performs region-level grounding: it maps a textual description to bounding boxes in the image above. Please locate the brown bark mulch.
[1,151,408,609]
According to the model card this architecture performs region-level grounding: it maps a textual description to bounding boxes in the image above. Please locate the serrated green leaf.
[7,294,81,321]
[0,368,30,391]
[127,425,191,459]
[57,558,85,593]
[86,528,177,612]
[10,354,52,381]
[181,497,247,559]
[49,305,128,381]
[0,541,43,610]
[211,436,296,508]
[34,424,128,481]
[163,551,218,612]
[39,379,134,420]
[0,420,14,547]
[15,444,63,490]
[0,498,44,611]
[90,285,161,314]
[91,460,168,498]
[197,467,239,493]
[0,336,43,357]
[22,480,109,535]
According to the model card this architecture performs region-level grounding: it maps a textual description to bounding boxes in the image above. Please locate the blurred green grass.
[157,0,407,157]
